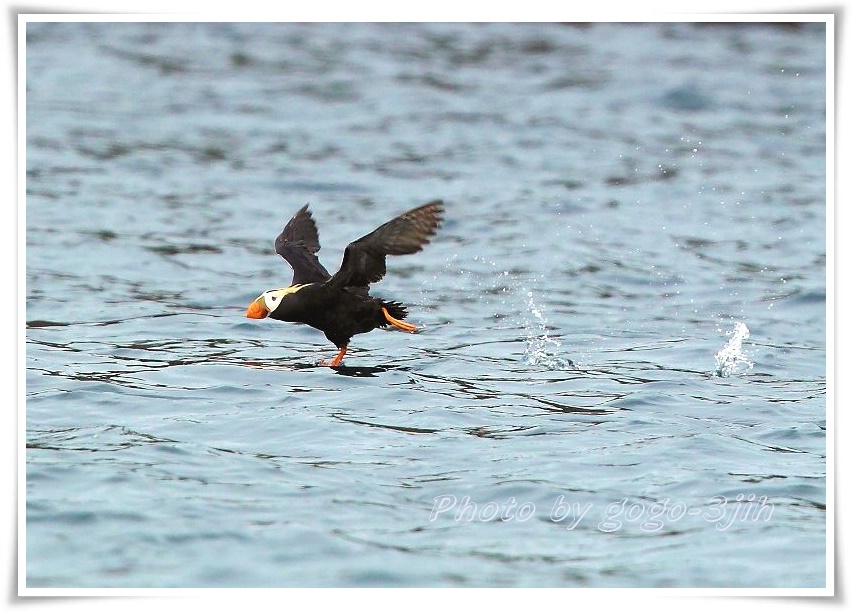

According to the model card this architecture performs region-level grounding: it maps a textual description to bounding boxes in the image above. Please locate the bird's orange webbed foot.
[382,307,417,333]
[321,346,347,367]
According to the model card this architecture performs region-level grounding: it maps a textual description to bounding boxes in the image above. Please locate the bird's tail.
[381,301,417,333]
[381,300,409,322]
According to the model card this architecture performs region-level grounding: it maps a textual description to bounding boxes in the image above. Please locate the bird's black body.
[246,201,444,365]
[266,282,409,349]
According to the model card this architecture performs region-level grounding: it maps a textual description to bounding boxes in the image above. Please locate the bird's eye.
[271,296,277,301]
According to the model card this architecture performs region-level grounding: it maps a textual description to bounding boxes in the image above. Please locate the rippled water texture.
[25,22,827,588]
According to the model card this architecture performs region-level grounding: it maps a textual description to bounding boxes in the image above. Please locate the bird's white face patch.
[261,284,308,313]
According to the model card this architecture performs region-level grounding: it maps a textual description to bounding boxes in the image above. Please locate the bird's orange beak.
[246,297,269,319]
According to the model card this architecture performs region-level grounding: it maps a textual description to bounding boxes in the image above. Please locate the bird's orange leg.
[382,307,417,333]
[323,346,347,367]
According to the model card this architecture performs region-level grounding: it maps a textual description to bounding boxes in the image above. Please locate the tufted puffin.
[246,201,444,366]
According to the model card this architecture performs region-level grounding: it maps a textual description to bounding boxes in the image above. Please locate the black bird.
[246,201,444,366]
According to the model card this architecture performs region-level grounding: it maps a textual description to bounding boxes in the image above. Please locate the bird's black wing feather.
[326,200,444,290]
[274,204,332,285]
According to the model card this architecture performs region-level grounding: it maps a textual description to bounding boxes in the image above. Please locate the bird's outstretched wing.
[326,200,444,290]
[274,204,332,285]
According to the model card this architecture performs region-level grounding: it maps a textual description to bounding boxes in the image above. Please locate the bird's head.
[245,285,307,319]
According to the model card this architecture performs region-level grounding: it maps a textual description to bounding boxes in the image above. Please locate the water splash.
[423,254,573,370]
[523,290,573,370]
[713,322,753,377]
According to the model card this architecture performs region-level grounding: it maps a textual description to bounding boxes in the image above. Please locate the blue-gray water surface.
[25,22,827,588]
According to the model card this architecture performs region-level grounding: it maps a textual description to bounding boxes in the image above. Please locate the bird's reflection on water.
[242,360,392,377]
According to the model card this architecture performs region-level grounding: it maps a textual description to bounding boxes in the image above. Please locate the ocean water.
[25,21,827,588]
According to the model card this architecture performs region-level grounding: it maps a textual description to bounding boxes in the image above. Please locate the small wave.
[714,322,753,377]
